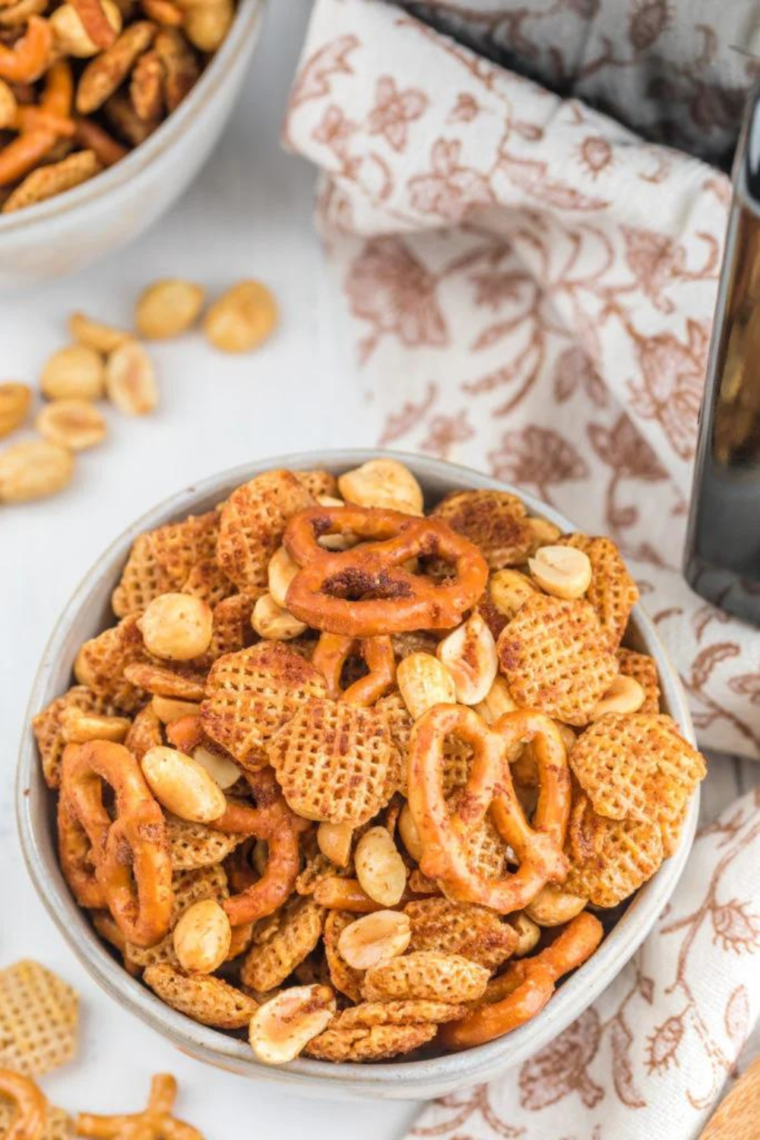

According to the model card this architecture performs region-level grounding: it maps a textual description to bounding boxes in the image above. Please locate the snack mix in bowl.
[32,459,707,1065]
[0,0,234,213]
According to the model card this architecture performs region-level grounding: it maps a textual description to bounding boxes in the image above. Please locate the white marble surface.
[0,1,756,1134]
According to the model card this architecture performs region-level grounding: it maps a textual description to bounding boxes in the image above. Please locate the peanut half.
[437,612,497,706]
[338,459,423,516]
[173,898,231,974]
[249,984,336,1065]
[138,592,213,660]
[528,545,592,601]
[0,382,32,439]
[0,440,74,503]
[354,826,407,907]
[317,821,353,868]
[251,593,307,641]
[202,280,278,353]
[590,675,645,720]
[59,707,130,743]
[41,345,105,401]
[141,745,227,822]
[135,278,205,339]
[337,910,411,970]
[397,653,456,721]
[69,311,132,353]
[191,744,241,791]
[35,399,107,451]
[105,340,158,415]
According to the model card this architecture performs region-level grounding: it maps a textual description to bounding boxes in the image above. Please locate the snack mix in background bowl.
[20,452,706,1094]
[0,0,235,214]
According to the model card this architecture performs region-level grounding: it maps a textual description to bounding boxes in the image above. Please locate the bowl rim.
[16,448,699,1098]
[0,0,265,236]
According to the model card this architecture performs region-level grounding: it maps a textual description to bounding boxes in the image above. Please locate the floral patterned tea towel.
[284,0,760,760]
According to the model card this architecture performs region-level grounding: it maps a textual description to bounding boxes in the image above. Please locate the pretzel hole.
[321,567,413,602]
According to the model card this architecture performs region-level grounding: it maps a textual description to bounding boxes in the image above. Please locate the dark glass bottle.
[684,84,760,625]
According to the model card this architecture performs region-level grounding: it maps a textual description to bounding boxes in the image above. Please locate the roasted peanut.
[192,744,241,791]
[69,311,132,353]
[0,439,74,503]
[338,459,423,516]
[528,545,592,600]
[526,516,562,548]
[0,382,32,439]
[317,821,353,868]
[141,745,227,821]
[437,612,497,705]
[474,675,518,725]
[251,593,307,641]
[337,910,411,970]
[268,545,299,609]
[59,707,130,743]
[525,884,587,927]
[50,0,122,57]
[35,398,107,451]
[507,913,541,957]
[181,0,233,51]
[202,280,278,353]
[397,802,423,862]
[488,569,538,620]
[138,592,213,660]
[354,826,407,907]
[135,278,205,339]
[590,675,645,720]
[105,340,158,415]
[397,652,456,720]
[41,345,105,401]
[151,695,201,723]
[249,984,336,1065]
[173,898,231,973]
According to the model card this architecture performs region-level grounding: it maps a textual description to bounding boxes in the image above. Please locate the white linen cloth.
[284,3,760,1132]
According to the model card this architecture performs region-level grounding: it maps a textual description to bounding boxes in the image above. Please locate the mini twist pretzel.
[283,505,488,637]
[76,1073,202,1140]
[408,706,571,913]
[313,632,395,706]
[211,768,310,927]
[60,740,172,948]
[0,1069,47,1140]
[439,911,603,1049]
[0,16,51,83]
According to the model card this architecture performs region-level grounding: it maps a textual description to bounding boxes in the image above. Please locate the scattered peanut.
[141,745,227,822]
[35,398,107,451]
[0,382,32,439]
[251,593,307,640]
[50,0,122,57]
[105,340,158,415]
[135,278,205,339]
[338,459,424,516]
[590,675,646,720]
[68,312,132,353]
[59,707,130,743]
[397,802,423,862]
[0,439,74,503]
[202,280,278,353]
[437,612,497,705]
[138,593,213,660]
[354,826,407,907]
[41,345,105,401]
[191,744,241,791]
[173,898,231,973]
[528,545,592,600]
[249,984,336,1065]
[267,545,299,609]
[337,910,411,970]
[317,821,353,868]
[397,652,456,720]
[151,695,202,723]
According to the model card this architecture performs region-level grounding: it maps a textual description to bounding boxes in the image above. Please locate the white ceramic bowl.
[0,0,264,291]
[17,450,698,1101]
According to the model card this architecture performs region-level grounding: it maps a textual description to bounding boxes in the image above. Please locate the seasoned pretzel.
[76,1073,202,1140]
[439,912,603,1048]
[0,1069,47,1140]
[0,59,72,187]
[0,15,51,82]
[312,632,395,706]
[284,505,488,637]
[60,740,172,947]
[408,706,570,913]
[211,768,309,927]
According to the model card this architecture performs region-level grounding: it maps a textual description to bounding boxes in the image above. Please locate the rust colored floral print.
[284,0,760,764]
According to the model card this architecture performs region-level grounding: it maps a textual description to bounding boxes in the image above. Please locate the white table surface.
[0,2,756,1134]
